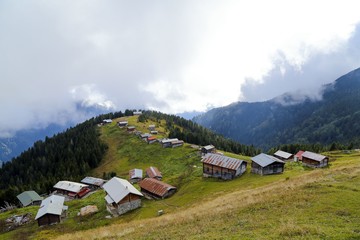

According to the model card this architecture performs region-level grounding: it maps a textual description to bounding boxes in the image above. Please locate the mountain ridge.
[194,67,360,150]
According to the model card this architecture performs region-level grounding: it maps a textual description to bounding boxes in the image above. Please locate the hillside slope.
[56,151,360,240]
[194,67,360,150]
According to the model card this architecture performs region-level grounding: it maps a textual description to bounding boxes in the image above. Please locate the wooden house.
[129,169,143,183]
[102,177,143,216]
[35,195,67,226]
[17,191,43,207]
[201,153,247,180]
[140,133,152,141]
[302,151,328,168]
[81,177,106,190]
[201,145,216,154]
[273,150,293,161]
[150,130,158,135]
[102,119,112,124]
[251,153,285,175]
[145,166,162,181]
[159,138,178,148]
[133,111,142,115]
[53,181,90,199]
[148,124,156,131]
[171,140,184,148]
[118,121,128,127]
[127,126,136,132]
[294,150,304,161]
[139,178,176,199]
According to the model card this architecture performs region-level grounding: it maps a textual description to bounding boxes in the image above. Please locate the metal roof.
[118,121,128,125]
[146,167,162,178]
[81,177,106,187]
[274,150,293,159]
[129,169,143,179]
[302,151,327,162]
[203,145,215,150]
[16,191,43,207]
[103,119,112,123]
[251,153,285,167]
[53,181,88,193]
[160,138,178,144]
[35,195,65,220]
[103,177,143,204]
[295,150,304,158]
[201,153,245,170]
[139,178,176,198]
[140,133,152,138]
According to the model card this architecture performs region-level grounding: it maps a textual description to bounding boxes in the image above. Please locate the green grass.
[2,116,360,239]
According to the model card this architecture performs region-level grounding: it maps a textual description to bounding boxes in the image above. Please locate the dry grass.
[55,163,360,240]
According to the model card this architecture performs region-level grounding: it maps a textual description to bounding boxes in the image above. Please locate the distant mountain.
[194,67,360,150]
[176,111,204,120]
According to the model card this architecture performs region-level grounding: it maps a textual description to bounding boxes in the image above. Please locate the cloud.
[1,0,360,136]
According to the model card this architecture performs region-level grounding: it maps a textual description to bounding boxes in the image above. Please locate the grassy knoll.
[1,115,359,239]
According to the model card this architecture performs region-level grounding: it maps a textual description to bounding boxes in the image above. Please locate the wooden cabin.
[159,138,178,148]
[148,125,156,131]
[145,166,162,181]
[35,195,67,226]
[53,181,90,199]
[127,126,136,132]
[140,133,152,141]
[201,153,247,180]
[302,151,328,168]
[81,177,106,190]
[147,136,157,144]
[118,121,128,127]
[129,169,143,183]
[201,145,216,155]
[171,140,184,148]
[273,150,293,161]
[102,119,112,124]
[103,177,143,216]
[139,178,176,199]
[251,153,285,175]
[17,191,43,207]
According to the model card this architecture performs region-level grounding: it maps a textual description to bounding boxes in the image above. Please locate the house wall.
[251,162,263,175]
[118,193,141,205]
[251,162,284,175]
[302,157,328,168]
[37,214,61,226]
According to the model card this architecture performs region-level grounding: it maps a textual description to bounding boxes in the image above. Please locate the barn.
[201,145,216,154]
[251,153,285,175]
[273,150,293,161]
[201,153,247,180]
[53,181,90,199]
[118,121,128,127]
[294,150,305,161]
[302,151,329,168]
[145,166,162,181]
[139,178,176,199]
[103,177,143,216]
[35,195,67,226]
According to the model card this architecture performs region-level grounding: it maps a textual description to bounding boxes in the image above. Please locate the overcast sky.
[1,0,360,137]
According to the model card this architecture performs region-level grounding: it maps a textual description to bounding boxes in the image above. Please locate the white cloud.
[1,0,360,135]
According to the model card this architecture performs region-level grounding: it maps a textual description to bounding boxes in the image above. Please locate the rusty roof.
[139,178,176,197]
[146,166,162,178]
[201,153,246,170]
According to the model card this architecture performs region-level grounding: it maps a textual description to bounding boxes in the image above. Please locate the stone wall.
[116,199,141,215]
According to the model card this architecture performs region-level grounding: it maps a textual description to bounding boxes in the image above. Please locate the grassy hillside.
[1,115,360,239]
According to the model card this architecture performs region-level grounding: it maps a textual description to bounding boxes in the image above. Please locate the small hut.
[35,195,67,226]
[145,166,162,181]
[139,178,176,199]
[302,151,328,168]
[273,150,293,161]
[129,169,143,183]
[17,191,43,207]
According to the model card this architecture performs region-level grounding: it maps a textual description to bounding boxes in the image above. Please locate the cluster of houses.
[201,146,329,179]
[13,115,331,228]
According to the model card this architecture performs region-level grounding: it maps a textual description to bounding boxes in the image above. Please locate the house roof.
[147,136,157,141]
[103,177,143,204]
[17,191,43,207]
[129,169,143,179]
[251,153,285,167]
[201,153,245,170]
[81,177,106,187]
[53,181,88,193]
[295,150,305,158]
[140,133,152,138]
[274,150,293,159]
[35,195,65,220]
[302,151,327,162]
[171,140,184,145]
[139,178,176,198]
[103,119,112,123]
[203,145,215,151]
[118,121,128,125]
[146,166,162,178]
[160,138,178,144]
